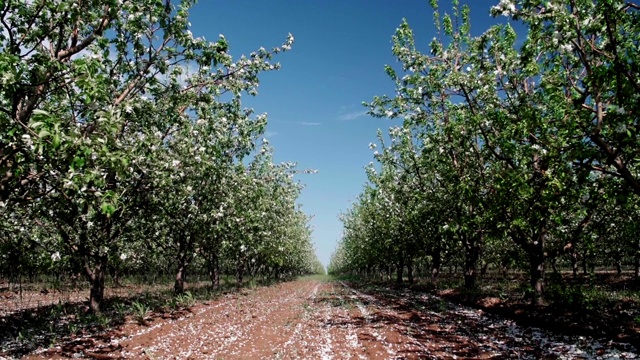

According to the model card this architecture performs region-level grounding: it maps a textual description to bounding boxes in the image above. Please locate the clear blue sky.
[188,1,519,267]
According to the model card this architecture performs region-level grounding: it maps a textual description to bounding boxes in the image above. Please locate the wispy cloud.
[301,121,322,126]
[264,131,278,138]
[339,110,368,121]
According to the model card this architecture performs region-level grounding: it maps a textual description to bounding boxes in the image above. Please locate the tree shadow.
[0,278,274,358]
[314,282,585,359]
[329,311,500,358]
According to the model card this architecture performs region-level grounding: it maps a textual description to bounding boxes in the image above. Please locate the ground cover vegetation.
[0,0,323,318]
[329,0,640,339]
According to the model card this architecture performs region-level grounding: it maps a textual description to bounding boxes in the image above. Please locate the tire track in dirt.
[280,281,337,359]
[223,282,315,358]
[281,282,320,352]
[341,281,424,358]
[343,283,506,358]
[320,283,367,359]
[345,283,639,359]
[318,287,334,360]
[117,281,316,359]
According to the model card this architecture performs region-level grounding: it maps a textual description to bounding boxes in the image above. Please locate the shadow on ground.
[0,277,291,358]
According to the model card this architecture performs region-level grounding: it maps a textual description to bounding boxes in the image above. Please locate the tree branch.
[56,6,111,60]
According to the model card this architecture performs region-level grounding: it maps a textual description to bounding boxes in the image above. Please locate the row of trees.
[0,0,323,312]
[329,0,640,304]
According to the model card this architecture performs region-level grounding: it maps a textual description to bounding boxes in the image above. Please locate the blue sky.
[188,1,518,267]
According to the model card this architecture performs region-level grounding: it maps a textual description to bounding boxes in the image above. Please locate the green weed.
[132,301,151,325]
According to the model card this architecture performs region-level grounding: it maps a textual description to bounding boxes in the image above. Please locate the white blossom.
[559,43,572,53]
[491,0,516,16]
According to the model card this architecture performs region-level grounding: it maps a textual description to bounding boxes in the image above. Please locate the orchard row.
[330,0,640,304]
[0,0,322,313]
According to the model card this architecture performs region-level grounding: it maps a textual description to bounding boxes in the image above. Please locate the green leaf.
[31,109,51,117]
[52,134,61,149]
[38,129,51,138]
[101,202,116,216]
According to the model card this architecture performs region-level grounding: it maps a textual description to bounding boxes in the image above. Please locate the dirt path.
[24,278,638,359]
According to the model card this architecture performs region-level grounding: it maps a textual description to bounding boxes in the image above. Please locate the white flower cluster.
[491,0,517,17]
[282,34,294,51]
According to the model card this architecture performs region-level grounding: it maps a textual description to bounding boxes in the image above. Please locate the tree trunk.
[431,250,441,282]
[8,264,15,292]
[174,261,186,294]
[407,259,414,285]
[236,258,245,286]
[635,254,640,280]
[529,236,545,306]
[208,253,220,289]
[463,235,480,290]
[396,260,404,284]
[112,266,121,287]
[86,255,107,313]
[571,248,579,278]
[635,238,640,280]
